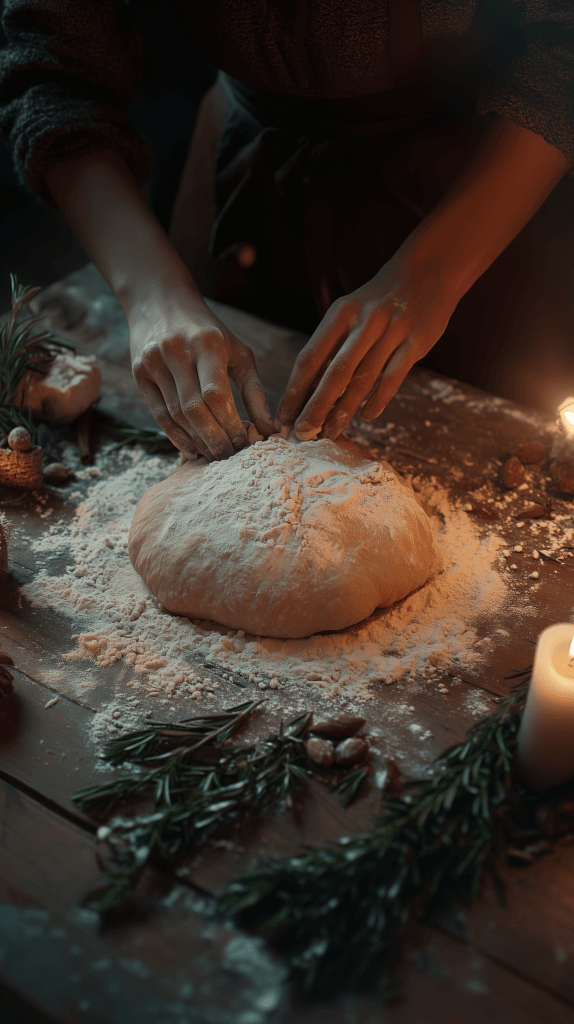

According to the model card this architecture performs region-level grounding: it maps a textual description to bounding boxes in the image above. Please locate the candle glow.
[558,397,574,435]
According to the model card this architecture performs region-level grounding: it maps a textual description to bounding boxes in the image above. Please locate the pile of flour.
[23,444,510,712]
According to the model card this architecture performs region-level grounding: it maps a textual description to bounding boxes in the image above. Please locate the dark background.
[0,0,217,315]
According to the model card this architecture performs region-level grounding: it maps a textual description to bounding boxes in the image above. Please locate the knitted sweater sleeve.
[0,0,154,207]
[475,0,574,169]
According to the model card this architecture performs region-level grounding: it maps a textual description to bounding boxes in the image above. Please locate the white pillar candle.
[558,396,574,436]
[516,623,574,790]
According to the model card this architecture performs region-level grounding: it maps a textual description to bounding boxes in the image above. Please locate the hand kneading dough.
[128,437,434,639]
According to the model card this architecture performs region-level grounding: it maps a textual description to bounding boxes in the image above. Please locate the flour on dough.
[128,437,435,639]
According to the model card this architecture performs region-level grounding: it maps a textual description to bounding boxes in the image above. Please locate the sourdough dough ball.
[128,437,434,639]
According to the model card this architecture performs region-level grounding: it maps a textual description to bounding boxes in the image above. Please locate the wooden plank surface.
[1,263,574,1020]
[1,771,573,1024]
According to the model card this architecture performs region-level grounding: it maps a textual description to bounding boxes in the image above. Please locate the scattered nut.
[502,455,525,489]
[305,737,335,767]
[511,441,547,464]
[550,460,574,496]
[309,714,366,740]
[334,736,369,767]
[43,462,75,485]
[516,504,551,519]
[8,426,32,451]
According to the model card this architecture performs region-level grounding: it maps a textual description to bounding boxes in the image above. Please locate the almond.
[334,736,369,767]
[304,737,335,768]
[43,462,75,485]
[502,455,525,489]
[516,504,551,519]
[309,714,366,739]
[511,441,547,464]
[550,459,574,496]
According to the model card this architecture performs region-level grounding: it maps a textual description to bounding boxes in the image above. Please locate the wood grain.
[1,773,572,1024]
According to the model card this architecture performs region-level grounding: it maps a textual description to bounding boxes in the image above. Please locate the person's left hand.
[275,252,462,440]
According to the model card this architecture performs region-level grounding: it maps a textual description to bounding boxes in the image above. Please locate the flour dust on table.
[128,437,435,638]
[20,440,515,742]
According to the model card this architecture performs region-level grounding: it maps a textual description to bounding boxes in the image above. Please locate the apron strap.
[387,0,422,86]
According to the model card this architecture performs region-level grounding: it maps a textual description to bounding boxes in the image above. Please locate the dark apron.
[207,0,482,332]
[198,5,574,412]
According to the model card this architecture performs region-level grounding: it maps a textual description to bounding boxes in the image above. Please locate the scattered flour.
[23,446,510,714]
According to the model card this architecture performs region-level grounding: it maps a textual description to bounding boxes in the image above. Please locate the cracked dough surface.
[128,437,434,639]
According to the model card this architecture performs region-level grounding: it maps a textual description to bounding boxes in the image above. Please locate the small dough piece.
[128,437,434,639]
[16,352,101,423]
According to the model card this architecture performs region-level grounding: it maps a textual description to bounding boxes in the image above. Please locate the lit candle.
[558,397,574,437]
[516,624,574,790]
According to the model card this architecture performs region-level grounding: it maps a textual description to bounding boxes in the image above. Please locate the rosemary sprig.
[0,274,74,439]
[75,700,263,811]
[215,682,537,999]
[109,418,177,454]
[331,765,368,807]
[75,671,570,1001]
[74,703,315,911]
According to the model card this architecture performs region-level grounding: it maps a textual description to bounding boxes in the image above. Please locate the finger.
[361,339,416,421]
[160,353,241,459]
[294,313,394,440]
[136,376,207,459]
[275,301,352,427]
[151,365,232,460]
[320,322,409,440]
[232,360,275,438]
[194,350,251,450]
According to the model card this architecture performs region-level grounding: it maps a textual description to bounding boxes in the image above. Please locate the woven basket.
[0,446,44,489]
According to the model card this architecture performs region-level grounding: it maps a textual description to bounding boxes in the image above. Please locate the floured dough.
[128,437,435,639]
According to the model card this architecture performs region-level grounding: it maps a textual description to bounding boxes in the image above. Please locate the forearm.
[398,114,572,298]
[43,149,201,318]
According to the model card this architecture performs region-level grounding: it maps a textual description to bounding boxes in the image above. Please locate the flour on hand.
[128,436,435,638]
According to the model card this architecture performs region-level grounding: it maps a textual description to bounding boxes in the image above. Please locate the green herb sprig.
[75,672,573,999]
[75,701,316,911]
[215,677,537,999]
[109,418,177,455]
[0,274,74,440]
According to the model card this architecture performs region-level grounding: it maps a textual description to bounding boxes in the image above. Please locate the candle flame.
[558,397,574,435]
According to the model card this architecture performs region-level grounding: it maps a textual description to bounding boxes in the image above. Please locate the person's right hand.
[128,291,275,460]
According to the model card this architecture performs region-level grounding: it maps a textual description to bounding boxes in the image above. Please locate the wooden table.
[1,264,574,1023]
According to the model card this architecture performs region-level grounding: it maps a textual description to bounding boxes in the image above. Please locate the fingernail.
[273,417,285,431]
[295,424,321,441]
